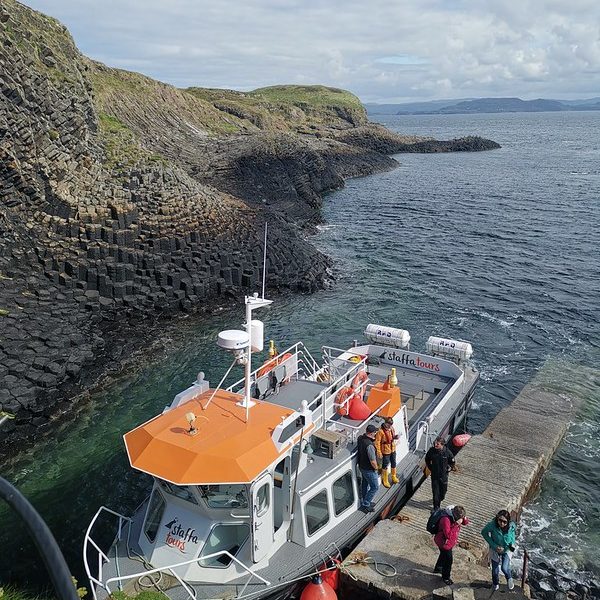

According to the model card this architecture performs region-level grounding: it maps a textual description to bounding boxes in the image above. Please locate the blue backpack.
[426,508,452,534]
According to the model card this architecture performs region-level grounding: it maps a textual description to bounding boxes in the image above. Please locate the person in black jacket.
[358,424,380,513]
[425,437,455,511]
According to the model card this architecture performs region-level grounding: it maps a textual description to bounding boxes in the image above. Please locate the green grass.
[97,113,165,170]
[186,84,367,131]
[0,586,53,600]
[250,84,364,111]
[0,587,167,600]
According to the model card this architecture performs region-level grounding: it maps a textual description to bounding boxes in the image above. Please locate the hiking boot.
[443,578,454,586]
[508,578,515,590]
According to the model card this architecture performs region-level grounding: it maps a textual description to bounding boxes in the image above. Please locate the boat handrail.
[324,397,391,440]
[103,550,271,599]
[83,506,132,600]
[227,341,319,393]
[307,357,368,430]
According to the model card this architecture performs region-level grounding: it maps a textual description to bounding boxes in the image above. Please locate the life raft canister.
[335,386,354,416]
[452,433,471,448]
[300,574,337,600]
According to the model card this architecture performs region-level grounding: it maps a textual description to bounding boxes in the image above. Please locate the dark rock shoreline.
[0,0,500,457]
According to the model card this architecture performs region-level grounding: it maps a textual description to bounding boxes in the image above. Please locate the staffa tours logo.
[164,517,199,553]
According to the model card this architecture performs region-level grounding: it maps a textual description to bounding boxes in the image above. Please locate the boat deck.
[260,364,454,429]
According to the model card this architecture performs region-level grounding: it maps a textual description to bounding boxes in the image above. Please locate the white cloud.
[20,0,600,102]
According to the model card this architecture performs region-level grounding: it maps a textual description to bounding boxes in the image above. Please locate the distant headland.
[366,96,600,116]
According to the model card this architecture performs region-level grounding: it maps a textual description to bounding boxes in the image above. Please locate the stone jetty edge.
[0,0,500,456]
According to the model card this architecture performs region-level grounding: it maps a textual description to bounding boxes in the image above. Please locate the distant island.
[366,96,600,116]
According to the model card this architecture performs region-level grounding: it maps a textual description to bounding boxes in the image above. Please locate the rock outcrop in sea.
[0,0,500,455]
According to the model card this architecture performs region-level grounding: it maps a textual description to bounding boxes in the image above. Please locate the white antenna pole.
[261,222,268,300]
[244,298,253,423]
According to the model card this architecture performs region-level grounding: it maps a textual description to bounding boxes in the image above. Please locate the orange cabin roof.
[124,389,296,485]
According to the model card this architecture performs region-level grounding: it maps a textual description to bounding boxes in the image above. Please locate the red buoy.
[348,394,372,420]
[320,558,340,591]
[452,433,471,448]
[300,574,337,600]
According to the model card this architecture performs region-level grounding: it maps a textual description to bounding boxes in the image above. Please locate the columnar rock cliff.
[0,0,500,454]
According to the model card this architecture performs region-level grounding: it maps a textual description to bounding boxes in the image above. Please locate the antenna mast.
[261,222,268,299]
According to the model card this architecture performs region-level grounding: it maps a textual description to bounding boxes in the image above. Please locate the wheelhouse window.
[199,524,249,568]
[144,489,166,543]
[305,490,330,536]
[199,484,248,509]
[255,482,270,517]
[332,471,354,516]
[157,480,198,504]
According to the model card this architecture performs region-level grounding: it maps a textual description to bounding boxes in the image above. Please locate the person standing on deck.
[434,505,469,586]
[358,424,380,513]
[481,510,517,591]
[425,437,455,511]
[375,417,400,488]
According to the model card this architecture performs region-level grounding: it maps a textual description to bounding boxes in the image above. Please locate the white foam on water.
[479,364,510,381]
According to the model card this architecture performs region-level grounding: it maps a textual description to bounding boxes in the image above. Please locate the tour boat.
[83,292,478,600]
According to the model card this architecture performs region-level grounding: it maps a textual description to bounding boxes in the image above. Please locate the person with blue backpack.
[429,505,469,586]
[481,510,517,591]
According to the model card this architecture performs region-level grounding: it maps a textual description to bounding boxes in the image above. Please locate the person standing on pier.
[358,424,380,513]
[433,505,469,586]
[375,417,400,488]
[481,510,516,591]
[425,437,456,511]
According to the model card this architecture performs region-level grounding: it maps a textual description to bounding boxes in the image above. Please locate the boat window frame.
[157,479,200,505]
[198,484,249,509]
[197,522,250,569]
[304,488,330,537]
[143,488,166,544]
[332,470,355,517]
[255,481,270,518]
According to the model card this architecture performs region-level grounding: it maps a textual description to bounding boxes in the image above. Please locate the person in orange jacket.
[374,417,400,488]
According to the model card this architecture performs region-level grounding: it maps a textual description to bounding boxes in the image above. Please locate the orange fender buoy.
[348,394,372,420]
[335,386,354,416]
[320,559,340,591]
[351,370,369,401]
[452,433,471,448]
[300,574,337,600]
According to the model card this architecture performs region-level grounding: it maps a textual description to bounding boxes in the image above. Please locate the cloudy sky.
[21,0,600,103]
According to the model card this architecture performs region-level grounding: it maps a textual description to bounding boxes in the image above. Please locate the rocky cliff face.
[0,0,499,454]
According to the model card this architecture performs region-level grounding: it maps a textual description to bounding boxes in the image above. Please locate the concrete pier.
[340,362,586,600]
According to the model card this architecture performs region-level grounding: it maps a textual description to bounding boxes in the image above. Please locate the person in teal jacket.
[481,509,516,590]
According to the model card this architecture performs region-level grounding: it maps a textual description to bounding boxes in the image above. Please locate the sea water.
[1,111,599,590]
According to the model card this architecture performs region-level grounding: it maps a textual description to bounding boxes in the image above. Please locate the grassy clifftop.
[187,84,367,132]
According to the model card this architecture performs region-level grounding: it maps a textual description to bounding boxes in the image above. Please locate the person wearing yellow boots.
[375,417,400,488]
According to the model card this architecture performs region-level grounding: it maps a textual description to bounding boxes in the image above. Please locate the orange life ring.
[257,357,278,378]
[335,386,354,416]
[257,352,293,379]
[351,370,369,401]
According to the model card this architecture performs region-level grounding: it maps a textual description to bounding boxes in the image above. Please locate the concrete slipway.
[340,361,590,600]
